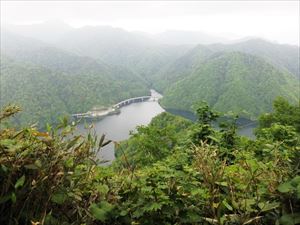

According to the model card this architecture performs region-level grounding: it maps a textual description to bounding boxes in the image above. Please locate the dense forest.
[160,52,299,119]
[1,22,299,224]
[1,32,149,127]
[1,97,299,224]
[1,1,299,224]
[1,25,299,127]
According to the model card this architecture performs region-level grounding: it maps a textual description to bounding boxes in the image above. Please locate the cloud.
[1,1,299,45]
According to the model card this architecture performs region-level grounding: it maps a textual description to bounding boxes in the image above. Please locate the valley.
[1,23,299,129]
[1,2,300,224]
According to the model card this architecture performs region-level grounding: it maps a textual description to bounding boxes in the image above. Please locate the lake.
[77,91,165,162]
[77,91,256,163]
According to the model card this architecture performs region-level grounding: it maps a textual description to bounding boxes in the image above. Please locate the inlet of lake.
[77,91,257,163]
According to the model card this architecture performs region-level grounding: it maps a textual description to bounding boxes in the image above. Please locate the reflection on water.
[165,108,257,139]
[77,100,165,162]
[77,91,256,163]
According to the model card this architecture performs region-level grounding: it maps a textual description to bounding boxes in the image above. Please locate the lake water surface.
[77,92,256,163]
[77,98,165,162]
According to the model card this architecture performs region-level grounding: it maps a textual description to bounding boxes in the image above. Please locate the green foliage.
[0,105,114,224]
[189,102,220,145]
[1,99,300,224]
[256,123,298,146]
[152,39,299,93]
[160,52,299,119]
[1,51,148,128]
[194,101,220,124]
[258,97,300,133]
[219,115,239,149]
[278,176,300,225]
[114,112,192,168]
[113,101,299,224]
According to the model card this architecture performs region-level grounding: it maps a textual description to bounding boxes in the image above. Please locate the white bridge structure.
[72,95,159,119]
[113,96,151,109]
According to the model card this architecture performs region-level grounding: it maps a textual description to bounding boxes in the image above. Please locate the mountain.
[151,45,214,91]
[152,38,299,92]
[160,52,299,118]
[54,26,191,80]
[55,26,158,64]
[0,56,69,125]
[209,39,300,79]
[1,26,298,123]
[125,44,191,82]
[1,31,108,73]
[0,54,149,127]
[0,32,149,126]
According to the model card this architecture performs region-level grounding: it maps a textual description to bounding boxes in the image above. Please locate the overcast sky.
[1,1,299,45]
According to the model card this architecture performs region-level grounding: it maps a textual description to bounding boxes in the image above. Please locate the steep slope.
[1,31,149,82]
[151,45,214,92]
[152,39,299,93]
[0,56,69,126]
[0,55,149,127]
[126,45,190,82]
[209,39,300,79]
[0,32,149,126]
[55,26,158,64]
[161,52,299,118]
[54,26,190,80]
[1,30,112,74]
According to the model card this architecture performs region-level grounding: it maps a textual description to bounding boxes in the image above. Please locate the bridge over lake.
[113,96,151,109]
[71,95,158,119]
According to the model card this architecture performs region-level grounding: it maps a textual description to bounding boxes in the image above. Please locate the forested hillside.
[1,2,299,224]
[209,39,300,79]
[151,39,299,93]
[1,26,299,125]
[1,98,299,224]
[0,55,148,127]
[151,45,214,91]
[160,52,299,118]
[1,32,149,127]
[54,26,191,80]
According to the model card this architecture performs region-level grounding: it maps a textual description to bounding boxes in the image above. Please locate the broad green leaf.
[120,210,128,216]
[35,159,42,168]
[65,157,74,168]
[258,202,280,212]
[51,192,67,204]
[291,176,300,186]
[148,202,162,211]
[0,139,16,148]
[215,181,228,187]
[278,182,294,193]
[222,199,233,211]
[15,175,25,189]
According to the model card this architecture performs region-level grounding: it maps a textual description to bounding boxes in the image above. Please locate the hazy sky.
[1,1,299,45]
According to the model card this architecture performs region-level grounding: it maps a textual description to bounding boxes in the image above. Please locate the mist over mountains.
[1,21,299,126]
[4,20,231,45]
